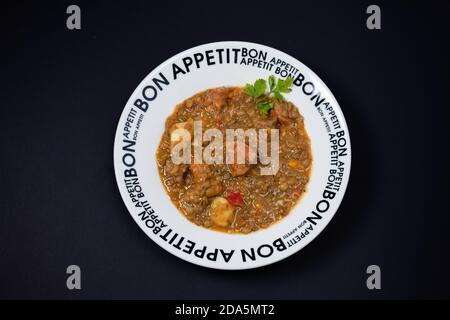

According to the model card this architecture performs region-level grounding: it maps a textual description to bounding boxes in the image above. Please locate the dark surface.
[0,0,449,299]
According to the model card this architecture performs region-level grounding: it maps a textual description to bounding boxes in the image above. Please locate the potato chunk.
[169,119,194,146]
[209,197,234,227]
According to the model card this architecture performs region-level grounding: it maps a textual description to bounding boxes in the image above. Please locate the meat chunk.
[189,163,212,183]
[204,87,228,122]
[229,163,251,177]
[204,87,228,109]
[228,141,257,177]
[205,179,223,197]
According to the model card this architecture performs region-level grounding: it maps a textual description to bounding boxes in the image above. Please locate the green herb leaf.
[268,75,276,91]
[285,77,294,88]
[276,77,293,93]
[257,101,274,114]
[253,79,267,97]
[244,83,255,96]
[244,75,294,115]
[274,91,285,101]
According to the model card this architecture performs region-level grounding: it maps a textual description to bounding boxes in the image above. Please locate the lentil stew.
[156,87,312,233]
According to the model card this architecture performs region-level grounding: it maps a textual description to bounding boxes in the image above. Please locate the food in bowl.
[156,78,312,233]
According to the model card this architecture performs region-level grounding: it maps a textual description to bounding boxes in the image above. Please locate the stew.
[156,87,312,233]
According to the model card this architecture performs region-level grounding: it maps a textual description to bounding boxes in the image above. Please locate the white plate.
[113,41,351,270]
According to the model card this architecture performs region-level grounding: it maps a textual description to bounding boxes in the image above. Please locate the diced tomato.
[227,191,244,206]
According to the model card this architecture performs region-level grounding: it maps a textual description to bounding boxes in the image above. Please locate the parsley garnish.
[245,75,294,114]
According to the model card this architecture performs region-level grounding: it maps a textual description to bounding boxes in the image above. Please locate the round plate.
[113,41,351,270]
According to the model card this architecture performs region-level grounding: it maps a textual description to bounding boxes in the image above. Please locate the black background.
[1,0,449,299]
